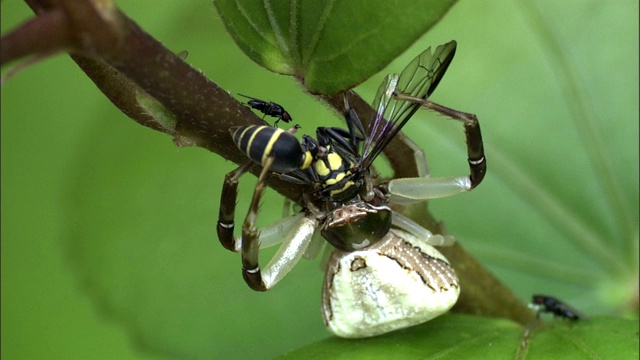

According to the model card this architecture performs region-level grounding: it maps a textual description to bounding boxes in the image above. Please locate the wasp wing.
[360,41,457,170]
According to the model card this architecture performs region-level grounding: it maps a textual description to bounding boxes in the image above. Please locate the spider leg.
[217,161,253,252]
[384,96,486,202]
[396,133,430,178]
[391,211,455,247]
[241,156,318,291]
[423,100,485,187]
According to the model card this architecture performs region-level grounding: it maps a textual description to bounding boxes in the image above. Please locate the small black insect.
[531,294,589,320]
[239,94,292,126]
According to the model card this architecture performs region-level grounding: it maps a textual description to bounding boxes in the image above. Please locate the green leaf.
[524,317,639,359]
[63,2,639,359]
[279,314,523,359]
[3,1,637,360]
[279,314,639,360]
[214,0,456,94]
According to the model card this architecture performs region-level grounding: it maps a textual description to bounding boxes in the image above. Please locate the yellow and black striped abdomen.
[231,125,311,174]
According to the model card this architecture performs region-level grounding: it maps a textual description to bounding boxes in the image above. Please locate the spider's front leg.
[240,158,273,290]
[384,96,486,202]
[240,156,319,291]
[423,100,486,187]
[217,161,253,252]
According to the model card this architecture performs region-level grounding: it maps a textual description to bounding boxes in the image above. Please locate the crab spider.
[216,41,485,337]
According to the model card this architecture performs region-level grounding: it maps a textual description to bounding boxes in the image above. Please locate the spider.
[216,41,486,337]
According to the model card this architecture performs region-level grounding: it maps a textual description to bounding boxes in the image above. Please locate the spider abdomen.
[322,229,460,338]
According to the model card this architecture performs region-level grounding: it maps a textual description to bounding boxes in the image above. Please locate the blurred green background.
[2,1,638,359]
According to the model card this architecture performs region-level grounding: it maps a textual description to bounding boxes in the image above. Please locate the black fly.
[239,94,292,126]
[531,294,589,320]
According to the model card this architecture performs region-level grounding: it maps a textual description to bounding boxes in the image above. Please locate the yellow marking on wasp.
[315,151,348,177]
[330,180,355,196]
[236,127,253,153]
[325,172,346,185]
[314,160,330,177]
[261,127,285,166]
[301,151,313,170]
[327,153,343,170]
[242,126,265,155]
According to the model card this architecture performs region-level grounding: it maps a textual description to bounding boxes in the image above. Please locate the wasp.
[238,94,292,126]
[217,41,486,337]
[530,295,589,320]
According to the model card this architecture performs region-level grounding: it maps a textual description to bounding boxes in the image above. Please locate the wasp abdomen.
[231,125,310,173]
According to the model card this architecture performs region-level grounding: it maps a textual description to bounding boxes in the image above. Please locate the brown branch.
[6,0,309,202]
[0,8,70,65]
[7,0,533,326]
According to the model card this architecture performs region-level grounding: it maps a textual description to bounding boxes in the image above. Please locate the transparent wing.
[360,41,457,170]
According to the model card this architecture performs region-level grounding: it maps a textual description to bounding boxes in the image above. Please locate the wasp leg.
[217,161,253,252]
[241,156,318,291]
[385,96,486,202]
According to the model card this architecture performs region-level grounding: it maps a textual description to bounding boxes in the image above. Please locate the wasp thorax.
[321,202,392,251]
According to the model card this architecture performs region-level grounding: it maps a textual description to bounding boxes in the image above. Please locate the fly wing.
[360,41,457,170]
